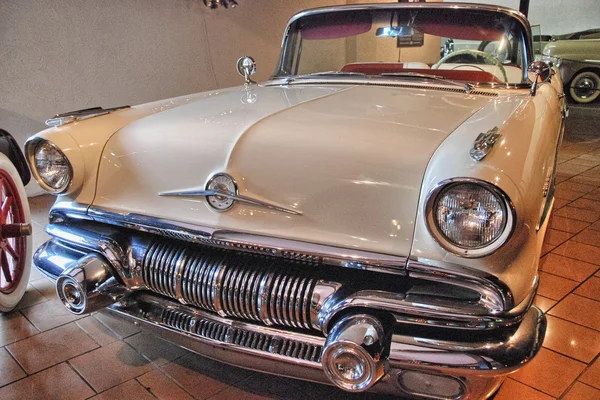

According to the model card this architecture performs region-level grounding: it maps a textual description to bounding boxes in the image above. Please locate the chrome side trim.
[159,188,302,216]
[45,105,130,127]
[407,258,515,312]
[53,205,407,274]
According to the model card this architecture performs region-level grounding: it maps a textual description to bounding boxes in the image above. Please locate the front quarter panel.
[411,86,562,306]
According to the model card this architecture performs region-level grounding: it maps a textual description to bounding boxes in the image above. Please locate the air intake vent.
[159,308,322,363]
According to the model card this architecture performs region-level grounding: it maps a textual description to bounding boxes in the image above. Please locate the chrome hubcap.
[573,77,597,99]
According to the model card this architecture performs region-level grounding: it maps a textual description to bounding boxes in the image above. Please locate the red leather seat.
[340,63,502,84]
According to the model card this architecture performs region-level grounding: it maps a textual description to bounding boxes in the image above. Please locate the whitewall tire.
[569,70,600,104]
[0,154,32,313]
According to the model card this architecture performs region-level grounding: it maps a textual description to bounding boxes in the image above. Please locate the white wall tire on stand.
[0,154,32,313]
[569,70,600,104]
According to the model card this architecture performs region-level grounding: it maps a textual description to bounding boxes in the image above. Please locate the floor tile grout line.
[538,264,600,284]
[540,335,600,365]
[556,352,600,398]
[64,361,98,398]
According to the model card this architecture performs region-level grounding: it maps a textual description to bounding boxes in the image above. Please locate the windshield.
[275,6,530,85]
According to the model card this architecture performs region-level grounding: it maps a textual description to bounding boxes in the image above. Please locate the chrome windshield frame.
[272,2,533,87]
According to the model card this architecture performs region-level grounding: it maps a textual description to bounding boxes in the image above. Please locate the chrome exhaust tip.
[322,314,389,392]
[56,254,123,314]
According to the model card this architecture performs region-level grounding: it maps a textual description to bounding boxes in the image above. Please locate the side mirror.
[527,61,553,95]
[237,56,256,85]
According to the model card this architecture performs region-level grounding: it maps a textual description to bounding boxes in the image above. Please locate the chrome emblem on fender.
[470,126,502,161]
[205,173,238,211]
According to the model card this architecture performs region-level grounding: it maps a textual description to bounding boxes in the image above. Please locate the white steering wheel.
[432,49,508,83]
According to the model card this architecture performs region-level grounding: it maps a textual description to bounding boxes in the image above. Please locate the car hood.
[92,84,492,257]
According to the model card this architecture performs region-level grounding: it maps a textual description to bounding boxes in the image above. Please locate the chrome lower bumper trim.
[101,292,539,398]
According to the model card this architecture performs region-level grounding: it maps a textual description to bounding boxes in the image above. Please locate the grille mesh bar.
[141,240,318,330]
[159,308,322,363]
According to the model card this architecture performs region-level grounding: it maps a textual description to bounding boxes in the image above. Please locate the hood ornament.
[470,126,502,161]
[159,173,302,215]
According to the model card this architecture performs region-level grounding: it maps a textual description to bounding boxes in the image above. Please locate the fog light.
[322,315,388,392]
[56,254,122,315]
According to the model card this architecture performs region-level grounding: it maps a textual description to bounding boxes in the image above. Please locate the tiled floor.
[2,122,600,399]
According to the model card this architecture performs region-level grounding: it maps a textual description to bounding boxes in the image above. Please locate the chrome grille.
[159,308,322,363]
[141,240,318,330]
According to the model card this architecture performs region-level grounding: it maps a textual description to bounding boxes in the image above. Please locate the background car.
[0,129,32,312]
[543,39,600,103]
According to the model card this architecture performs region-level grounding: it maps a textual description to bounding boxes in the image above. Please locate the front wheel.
[0,154,32,313]
[569,70,600,104]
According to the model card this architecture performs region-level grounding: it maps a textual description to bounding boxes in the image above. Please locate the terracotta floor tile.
[554,206,600,223]
[13,284,49,311]
[549,294,600,331]
[89,379,155,400]
[580,356,600,389]
[569,175,600,187]
[556,174,570,184]
[69,340,154,392]
[75,316,120,347]
[7,322,98,374]
[28,194,55,226]
[557,162,592,177]
[160,353,253,399]
[562,382,600,400]
[509,348,585,397]
[575,277,600,301]
[537,272,579,301]
[554,198,571,210]
[570,198,600,213]
[137,369,195,400]
[584,188,600,199]
[124,332,188,366]
[572,229,600,248]
[0,363,95,400]
[582,165,600,177]
[543,315,600,363]
[0,311,38,347]
[20,299,85,331]
[569,156,600,168]
[93,312,141,339]
[590,220,600,231]
[29,277,58,300]
[548,216,590,233]
[555,187,587,201]
[552,241,600,266]
[494,378,554,400]
[556,181,597,194]
[542,243,555,256]
[0,347,26,387]
[534,295,557,313]
[539,254,598,282]
[544,229,574,246]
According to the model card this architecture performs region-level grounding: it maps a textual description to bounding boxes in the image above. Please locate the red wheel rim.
[0,170,27,294]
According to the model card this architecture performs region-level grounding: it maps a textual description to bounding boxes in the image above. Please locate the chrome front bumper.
[33,222,546,399]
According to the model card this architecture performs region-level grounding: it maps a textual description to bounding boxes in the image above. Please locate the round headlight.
[427,180,514,257]
[32,141,72,193]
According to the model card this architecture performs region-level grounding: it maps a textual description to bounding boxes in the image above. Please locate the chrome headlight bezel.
[425,178,515,258]
[26,138,73,194]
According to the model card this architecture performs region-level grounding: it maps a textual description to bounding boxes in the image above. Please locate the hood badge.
[159,173,302,215]
[470,126,502,161]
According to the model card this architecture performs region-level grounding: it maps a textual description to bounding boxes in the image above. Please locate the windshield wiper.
[380,72,470,89]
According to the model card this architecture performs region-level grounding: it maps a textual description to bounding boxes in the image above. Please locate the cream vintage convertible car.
[25,3,564,399]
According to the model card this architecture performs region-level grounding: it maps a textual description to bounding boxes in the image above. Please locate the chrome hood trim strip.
[159,188,303,215]
[51,205,407,273]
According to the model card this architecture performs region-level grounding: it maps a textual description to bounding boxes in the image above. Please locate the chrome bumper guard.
[33,222,546,399]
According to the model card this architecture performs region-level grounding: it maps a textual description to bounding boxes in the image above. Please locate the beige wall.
[0,0,346,149]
